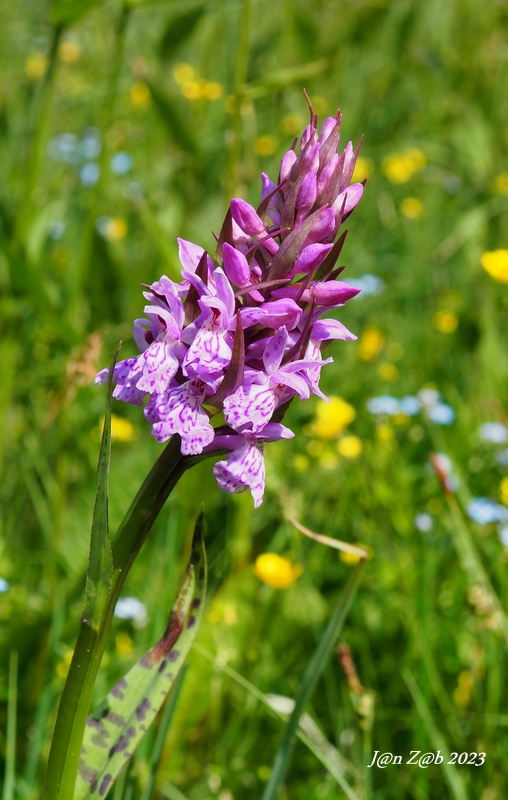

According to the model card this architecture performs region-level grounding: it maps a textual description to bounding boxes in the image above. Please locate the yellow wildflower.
[255,136,277,156]
[500,477,508,506]
[433,311,458,333]
[130,82,151,108]
[400,197,423,219]
[358,327,384,361]
[173,63,195,84]
[201,82,223,100]
[105,218,127,242]
[253,553,302,589]
[337,435,363,459]
[180,80,203,100]
[352,157,374,183]
[378,362,398,382]
[481,249,508,283]
[494,173,508,195]
[382,148,426,184]
[58,41,81,63]
[25,54,48,80]
[309,396,356,439]
[116,633,133,659]
[111,415,135,442]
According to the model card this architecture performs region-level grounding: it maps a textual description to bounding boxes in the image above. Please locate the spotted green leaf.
[74,513,207,799]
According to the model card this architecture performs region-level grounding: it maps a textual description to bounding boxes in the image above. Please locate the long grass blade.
[2,650,18,800]
[403,669,468,800]
[193,643,361,797]
[260,559,366,800]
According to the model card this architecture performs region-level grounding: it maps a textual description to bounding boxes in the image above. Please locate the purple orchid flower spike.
[95,94,364,506]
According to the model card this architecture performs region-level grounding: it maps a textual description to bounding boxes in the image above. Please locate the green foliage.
[1,0,508,798]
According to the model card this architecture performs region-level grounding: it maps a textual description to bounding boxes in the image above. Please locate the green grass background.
[1,0,508,797]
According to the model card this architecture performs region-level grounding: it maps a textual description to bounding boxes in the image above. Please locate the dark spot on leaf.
[106,710,125,727]
[108,727,136,757]
[140,654,153,669]
[169,649,181,662]
[191,598,201,609]
[99,774,113,796]
[187,615,196,628]
[111,678,128,699]
[135,698,151,721]
[158,658,167,674]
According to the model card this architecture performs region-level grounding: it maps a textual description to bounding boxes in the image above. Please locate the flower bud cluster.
[96,99,364,506]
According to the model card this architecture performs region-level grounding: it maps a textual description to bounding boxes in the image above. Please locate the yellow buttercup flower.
[337,435,363,459]
[382,148,426,184]
[352,157,374,183]
[433,311,458,333]
[173,63,195,84]
[481,250,508,283]
[309,396,356,439]
[253,554,302,589]
[201,82,223,100]
[358,327,384,361]
[400,197,423,219]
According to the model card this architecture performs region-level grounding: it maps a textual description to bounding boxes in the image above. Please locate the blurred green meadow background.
[2,0,508,797]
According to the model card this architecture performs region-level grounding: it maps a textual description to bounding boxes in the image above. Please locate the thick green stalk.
[41,437,221,799]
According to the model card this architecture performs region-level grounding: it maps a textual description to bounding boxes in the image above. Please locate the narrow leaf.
[260,560,365,800]
[75,513,207,799]
[403,670,468,800]
[83,347,119,629]
[193,644,360,799]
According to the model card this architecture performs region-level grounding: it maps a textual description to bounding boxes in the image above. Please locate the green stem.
[41,437,221,799]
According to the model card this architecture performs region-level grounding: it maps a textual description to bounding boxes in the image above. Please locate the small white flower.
[114,597,148,627]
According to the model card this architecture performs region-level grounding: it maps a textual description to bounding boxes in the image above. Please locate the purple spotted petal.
[223,379,275,433]
[213,440,265,507]
[152,380,215,454]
